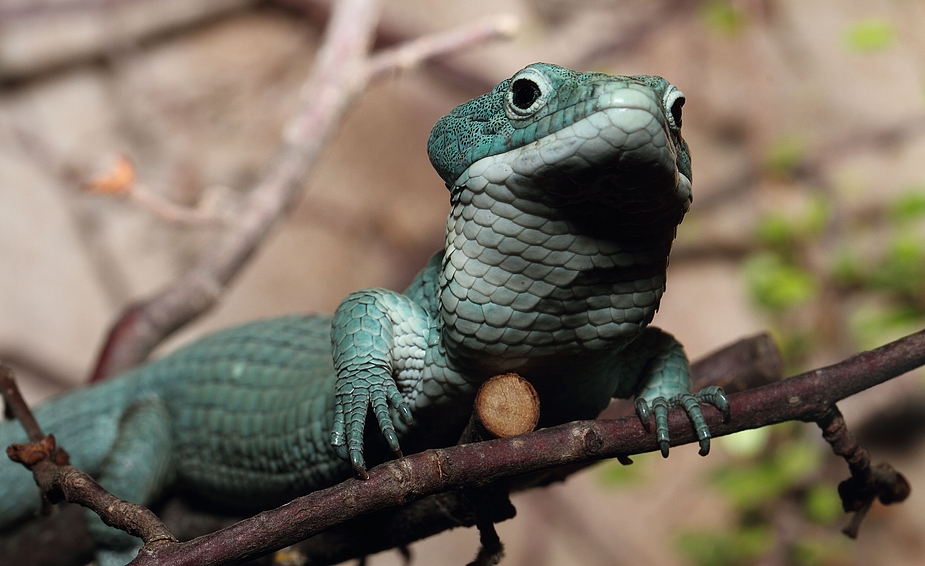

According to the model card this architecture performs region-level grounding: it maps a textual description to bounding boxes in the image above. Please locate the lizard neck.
[438,157,681,373]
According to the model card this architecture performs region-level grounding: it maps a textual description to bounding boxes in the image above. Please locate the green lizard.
[0,63,727,565]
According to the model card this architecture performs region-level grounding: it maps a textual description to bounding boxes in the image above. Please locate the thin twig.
[1,365,177,551]
[127,186,226,226]
[92,0,386,380]
[365,14,519,81]
[817,407,911,539]
[0,365,46,443]
[83,155,227,226]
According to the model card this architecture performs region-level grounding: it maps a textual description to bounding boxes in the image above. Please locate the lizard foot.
[332,369,414,479]
[634,386,729,458]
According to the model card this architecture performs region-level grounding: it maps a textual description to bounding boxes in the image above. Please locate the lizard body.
[0,63,726,564]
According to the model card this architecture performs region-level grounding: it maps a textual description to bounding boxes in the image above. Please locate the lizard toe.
[634,398,652,432]
[653,397,671,457]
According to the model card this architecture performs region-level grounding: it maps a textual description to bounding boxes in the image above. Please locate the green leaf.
[775,440,822,482]
[843,19,896,52]
[756,214,798,250]
[744,254,819,311]
[889,190,925,223]
[711,463,787,510]
[756,197,831,254]
[763,135,806,178]
[802,196,831,235]
[716,428,770,458]
[709,436,822,512]
[769,328,815,369]
[871,233,925,296]
[676,527,772,566]
[829,249,865,286]
[595,455,646,487]
[803,483,843,525]
[849,304,925,349]
[700,1,746,36]
[792,535,851,566]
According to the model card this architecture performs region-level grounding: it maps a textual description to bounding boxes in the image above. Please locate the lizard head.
[427,63,691,234]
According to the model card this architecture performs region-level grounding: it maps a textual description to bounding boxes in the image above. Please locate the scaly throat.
[437,167,680,372]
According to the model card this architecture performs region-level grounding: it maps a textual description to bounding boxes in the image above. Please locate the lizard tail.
[0,379,130,531]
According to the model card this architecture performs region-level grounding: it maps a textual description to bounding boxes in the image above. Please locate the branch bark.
[90,0,384,380]
[125,328,923,566]
[1,366,177,553]
[0,333,781,566]
[5,331,918,565]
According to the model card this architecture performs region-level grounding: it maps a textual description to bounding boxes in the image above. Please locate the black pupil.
[671,97,685,126]
[512,79,541,110]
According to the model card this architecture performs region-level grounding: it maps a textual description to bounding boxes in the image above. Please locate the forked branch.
[1,365,176,552]
[89,0,519,382]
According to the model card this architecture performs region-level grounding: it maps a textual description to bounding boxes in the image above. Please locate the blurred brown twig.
[88,0,518,382]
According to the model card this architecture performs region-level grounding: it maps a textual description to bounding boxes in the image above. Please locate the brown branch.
[689,331,783,394]
[88,3,517,382]
[0,333,781,565]
[89,0,383,380]
[128,186,227,226]
[123,329,923,566]
[1,365,46,443]
[1,331,907,565]
[83,155,227,226]
[364,14,519,81]
[818,407,911,539]
[0,365,177,552]
[0,488,497,566]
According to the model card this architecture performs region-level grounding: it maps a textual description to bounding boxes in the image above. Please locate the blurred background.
[2,0,925,564]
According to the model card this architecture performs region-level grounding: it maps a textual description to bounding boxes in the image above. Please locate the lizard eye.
[664,86,685,130]
[511,79,541,110]
[505,66,552,120]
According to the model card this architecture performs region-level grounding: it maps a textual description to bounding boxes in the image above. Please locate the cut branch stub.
[475,373,540,438]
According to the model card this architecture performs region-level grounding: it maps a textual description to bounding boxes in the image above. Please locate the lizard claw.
[349,450,370,480]
[332,368,412,479]
[635,386,728,458]
[634,396,670,456]
[696,385,730,422]
[653,397,671,457]
[634,398,652,432]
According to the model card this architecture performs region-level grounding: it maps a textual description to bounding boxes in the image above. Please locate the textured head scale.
[427,62,691,192]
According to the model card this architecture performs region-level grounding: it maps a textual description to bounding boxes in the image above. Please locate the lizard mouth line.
[454,107,682,221]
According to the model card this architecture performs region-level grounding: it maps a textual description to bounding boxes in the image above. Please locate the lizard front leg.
[330,289,431,478]
[616,328,730,457]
